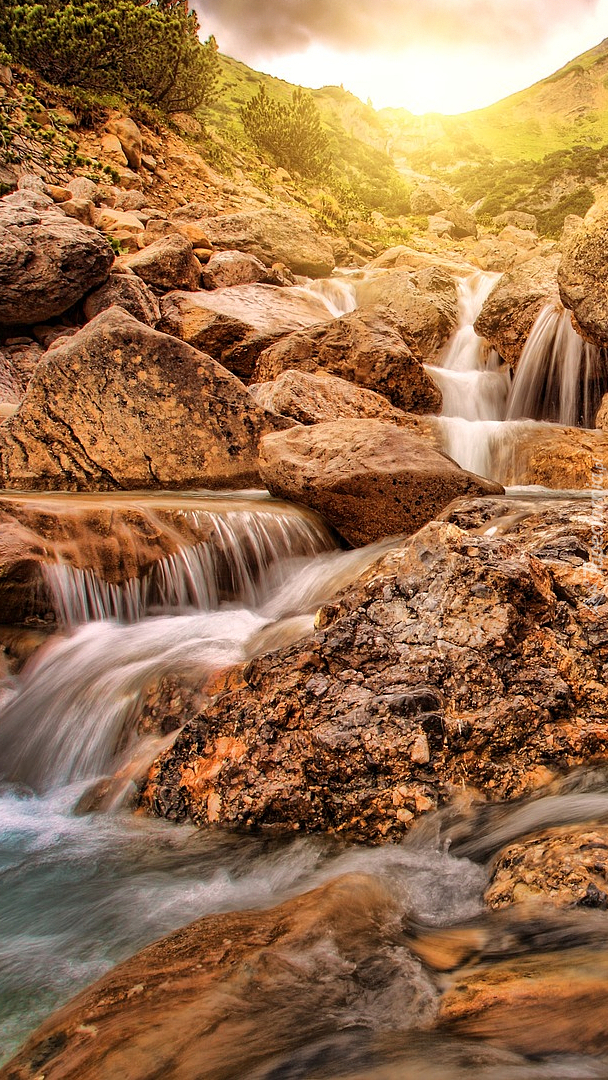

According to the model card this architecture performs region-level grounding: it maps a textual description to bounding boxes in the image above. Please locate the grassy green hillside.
[206,54,413,220]
[381,38,608,168]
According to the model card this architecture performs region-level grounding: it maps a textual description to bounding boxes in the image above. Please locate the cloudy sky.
[198,0,608,113]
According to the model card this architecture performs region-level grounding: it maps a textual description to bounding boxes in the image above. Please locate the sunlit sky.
[198,0,608,114]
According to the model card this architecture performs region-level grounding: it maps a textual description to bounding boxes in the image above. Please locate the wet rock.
[200,207,335,278]
[159,284,333,381]
[0,497,216,625]
[259,420,502,546]
[254,307,442,414]
[498,423,608,487]
[485,826,608,909]
[440,937,608,1056]
[142,511,608,840]
[121,234,201,292]
[596,392,608,430]
[353,268,458,361]
[0,307,287,491]
[0,205,113,325]
[83,272,161,326]
[0,874,438,1080]
[558,197,608,346]
[249,369,420,427]
[475,255,561,366]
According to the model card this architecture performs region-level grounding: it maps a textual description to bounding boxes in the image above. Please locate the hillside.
[207,40,608,236]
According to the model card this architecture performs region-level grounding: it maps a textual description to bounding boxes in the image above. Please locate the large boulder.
[485,826,608,910]
[0,307,288,491]
[159,284,333,381]
[475,255,561,366]
[106,115,142,170]
[143,504,608,840]
[353,268,458,361]
[249,369,420,427]
[121,234,201,292]
[558,198,608,345]
[198,207,335,278]
[0,204,113,325]
[201,250,281,289]
[0,873,440,1080]
[494,211,538,232]
[253,307,442,414]
[83,271,161,326]
[258,419,502,546]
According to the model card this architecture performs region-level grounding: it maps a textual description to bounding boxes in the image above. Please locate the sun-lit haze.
[199,0,608,114]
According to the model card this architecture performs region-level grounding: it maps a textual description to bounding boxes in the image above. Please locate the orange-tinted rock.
[259,419,502,546]
[0,307,287,491]
[254,307,442,414]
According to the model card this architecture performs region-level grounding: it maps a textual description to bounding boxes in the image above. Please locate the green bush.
[0,0,218,112]
[241,85,330,179]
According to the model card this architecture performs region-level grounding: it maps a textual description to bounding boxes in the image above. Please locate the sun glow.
[241,0,608,116]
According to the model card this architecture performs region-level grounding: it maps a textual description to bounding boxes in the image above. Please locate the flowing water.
[426,273,608,485]
[2,273,608,1074]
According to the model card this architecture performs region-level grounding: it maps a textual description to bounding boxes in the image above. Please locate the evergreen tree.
[241,85,330,179]
[0,0,218,112]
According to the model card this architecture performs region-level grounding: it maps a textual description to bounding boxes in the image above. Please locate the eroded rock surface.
[200,207,335,278]
[254,307,442,414]
[159,284,333,380]
[559,198,608,346]
[249,369,420,427]
[142,502,608,840]
[354,268,458,361]
[0,308,287,491]
[259,420,502,546]
[475,256,560,366]
[0,205,113,325]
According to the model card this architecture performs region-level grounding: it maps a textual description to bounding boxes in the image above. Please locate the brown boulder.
[143,507,608,840]
[159,284,333,381]
[106,116,143,170]
[486,826,608,909]
[254,307,442,414]
[440,943,608,1056]
[0,874,438,1080]
[596,392,608,430]
[258,419,502,546]
[558,198,608,345]
[122,234,200,292]
[0,307,287,491]
[474,255,561,366]
[354,268,458,361]
[249,369,419,427]
[199,207,335,278]
[0,204,113,325]
[83,271,161,326]
[201,250,281,289]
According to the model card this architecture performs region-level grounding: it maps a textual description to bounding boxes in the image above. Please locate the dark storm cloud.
[198,0,599,58]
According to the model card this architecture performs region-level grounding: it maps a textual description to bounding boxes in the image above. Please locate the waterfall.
[506,303,605,428]
[428,273,608,485]
[42,505,335,628]
[303,276,358,317]
[425,272,510,425]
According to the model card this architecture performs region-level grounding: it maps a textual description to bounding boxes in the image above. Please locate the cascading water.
[304,275,358,318]
[3,275,608,1075]
[427,273,608,485]
[506,302,604,428]
[42,502,334,627]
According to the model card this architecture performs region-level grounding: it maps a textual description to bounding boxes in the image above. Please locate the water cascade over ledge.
[425,274,608,485]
